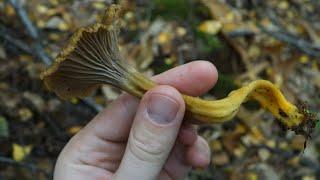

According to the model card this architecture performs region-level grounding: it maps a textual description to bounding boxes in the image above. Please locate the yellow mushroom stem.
[116,67,309,129]
[41,5,317,140]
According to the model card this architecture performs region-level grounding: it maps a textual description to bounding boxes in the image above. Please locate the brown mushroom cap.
[40,5,130,100]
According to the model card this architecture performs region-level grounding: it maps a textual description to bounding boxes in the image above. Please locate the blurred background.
[0,0,320,179]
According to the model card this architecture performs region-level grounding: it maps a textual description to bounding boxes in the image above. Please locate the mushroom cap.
[41,5,126,100]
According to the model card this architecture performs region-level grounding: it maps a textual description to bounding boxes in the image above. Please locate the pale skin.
[54,61,218,180]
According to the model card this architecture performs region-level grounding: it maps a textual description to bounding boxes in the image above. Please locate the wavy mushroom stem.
[121,68,314,130]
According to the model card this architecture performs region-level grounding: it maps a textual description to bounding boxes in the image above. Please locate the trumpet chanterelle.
[41,5,317,140]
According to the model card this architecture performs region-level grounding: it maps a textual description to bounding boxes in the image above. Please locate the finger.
[114,85,185,179]
[177,122,197,146]
[85,61,218,142]
[159,142,190,180]
[185,136,211,168]
[158,136,211,179]
[154,60,218,96]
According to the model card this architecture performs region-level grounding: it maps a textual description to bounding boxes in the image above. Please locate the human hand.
[54,61,218,180]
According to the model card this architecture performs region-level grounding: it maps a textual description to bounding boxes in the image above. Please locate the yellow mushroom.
[41,5,317,139]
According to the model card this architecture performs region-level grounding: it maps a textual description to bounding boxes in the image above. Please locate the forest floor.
[0,0,320,179]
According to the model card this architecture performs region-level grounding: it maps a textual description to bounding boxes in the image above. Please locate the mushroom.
[41,5,317,139]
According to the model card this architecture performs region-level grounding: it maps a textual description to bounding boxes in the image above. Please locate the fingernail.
[147,94,179,124]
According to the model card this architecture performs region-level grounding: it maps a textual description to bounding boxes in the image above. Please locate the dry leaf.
[0,116,9,137]
[18,108,33,122]
[198,20,222,35]
[12,143,33,161]
[68,125,82,135]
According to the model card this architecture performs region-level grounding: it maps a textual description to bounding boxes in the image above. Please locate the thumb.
[114,85,185,180]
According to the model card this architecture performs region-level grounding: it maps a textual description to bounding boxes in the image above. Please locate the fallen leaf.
[278,1,289,10]
[176,26,187,37]
[18,108,33,122]
[246,172,258,180]
[0,45,7,60]
[23,92,45,112]
[266,139,276,149]
[12,143,33,161]
[0,116,9,137]
[68,126,82,135]
[290,135,305,150]
[92,2,106,10]
[45,16,69,31]
[157,32,171,44]
[258,148,270,161]
[209,139,222,151]
[70,98,79,104]
[36,4,49,14]
[198,20,222,35]
[233,145,246,158]
[212,152,229,166]
[302,175,316,180]
[299,55,309,64]
[287,156,300,167]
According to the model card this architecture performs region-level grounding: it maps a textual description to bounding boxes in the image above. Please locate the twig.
[83,97,103,112]
[7,0,51,65]
[258,8,320,58]
[0,27,32,53]
[0,25,103,113]
[227,30,256,38]
[7,0,39,39]
[3,1,103,113]
[259,25,320,58]
[0,156,52,178]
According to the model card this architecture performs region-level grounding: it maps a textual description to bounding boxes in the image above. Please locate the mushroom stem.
[114,66,316,138]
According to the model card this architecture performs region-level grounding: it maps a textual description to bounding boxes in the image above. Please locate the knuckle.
[129,129,168,162]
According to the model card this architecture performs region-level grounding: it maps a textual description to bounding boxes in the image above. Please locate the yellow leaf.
[198,20,222,35]
[49,33,61,41]
[164,57,173,65]
[209,140,222,151]
[312,60,319,71]
[234,124,246,134]
[233,145,246,158]
[279,141,288,150]
[58,22,69,31]
[18,108,33,122]
[176,27,187,37]
[246,172,258,180]
[49,0,59,6]
[225,12,234,22]
[250,126,265,144]
[278,1,289,10]
[266,139,276,148]
[37,20,46,28]
[299,55,309,64]
[19,55,33,62]
[71,98,79,104]
[12,143,33,161]
[302,175,316,180]
[68,126,82,135]
[36,5,48,14]
[93,2,106,10]
[157,32,171,44]
[5,4,15,16]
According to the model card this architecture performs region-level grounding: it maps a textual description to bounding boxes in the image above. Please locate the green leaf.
[210,74,237,98]
[152,0,189,20]
[0,116,9,137]
[195,31,223,53]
